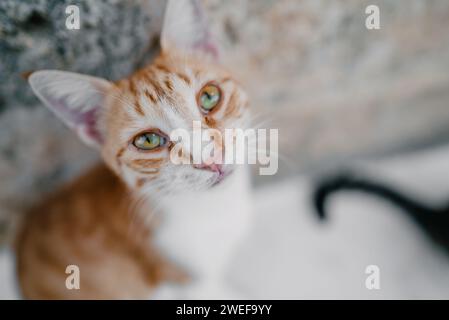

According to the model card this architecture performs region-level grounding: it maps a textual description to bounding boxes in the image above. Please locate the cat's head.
[28,0,250,195]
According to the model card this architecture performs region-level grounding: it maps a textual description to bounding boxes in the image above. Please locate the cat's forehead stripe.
[127,68,194,118]
[128,80,145,117]
[153,63,171,74]
[175,72,192,85]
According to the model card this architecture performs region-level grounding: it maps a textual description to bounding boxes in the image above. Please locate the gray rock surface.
[0,0,164,106]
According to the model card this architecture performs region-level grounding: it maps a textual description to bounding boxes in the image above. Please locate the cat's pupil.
[202,92,217,107]
[200,85,220,110]
[146,134,158,145]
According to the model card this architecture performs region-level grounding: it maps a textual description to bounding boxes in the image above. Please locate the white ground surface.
[2,145,449,299]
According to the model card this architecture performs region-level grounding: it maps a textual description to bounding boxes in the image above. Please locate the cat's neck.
[149,165,254,277]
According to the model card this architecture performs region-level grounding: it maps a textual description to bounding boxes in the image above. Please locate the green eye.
[133,132,166,150]
[199,84,221,112]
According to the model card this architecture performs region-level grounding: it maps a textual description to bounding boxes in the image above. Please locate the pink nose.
[194,162,222,173]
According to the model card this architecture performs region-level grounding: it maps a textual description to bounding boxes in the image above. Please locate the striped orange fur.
[17,0,251,299]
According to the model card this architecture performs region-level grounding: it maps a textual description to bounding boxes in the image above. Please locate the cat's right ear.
[28,70,113,149]
[161,0,219,59]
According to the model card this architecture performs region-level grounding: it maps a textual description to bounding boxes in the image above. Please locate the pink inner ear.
[48,95,103,145]
[80,109,103,144]
[194,41,219,60]
[190,0,219,59]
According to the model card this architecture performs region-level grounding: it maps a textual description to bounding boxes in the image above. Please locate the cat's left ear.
[161,0,219,59]
[28,70,113,149]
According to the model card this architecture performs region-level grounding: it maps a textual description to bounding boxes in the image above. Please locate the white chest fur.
[153,165,253,283]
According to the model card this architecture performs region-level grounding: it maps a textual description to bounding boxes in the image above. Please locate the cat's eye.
[133,132,167,151]
[198,84,221,112]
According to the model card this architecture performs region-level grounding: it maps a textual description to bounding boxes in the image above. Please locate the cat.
[16,0,253,299]
[313,172,449,255]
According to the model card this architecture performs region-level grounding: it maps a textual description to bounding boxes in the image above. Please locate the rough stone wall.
[0,0,168,105]
[1,0,449,236]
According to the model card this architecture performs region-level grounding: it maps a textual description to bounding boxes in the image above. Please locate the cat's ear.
[28,70,113,149]
[161,0,219,59]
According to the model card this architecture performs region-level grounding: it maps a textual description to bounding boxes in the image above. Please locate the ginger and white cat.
[16,0,253,299]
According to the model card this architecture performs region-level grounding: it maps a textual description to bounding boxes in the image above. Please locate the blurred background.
[1,0,449,298]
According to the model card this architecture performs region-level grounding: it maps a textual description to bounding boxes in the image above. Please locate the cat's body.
[16,0,253,299]
[17,163,252,299]
[17,164,165,299]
